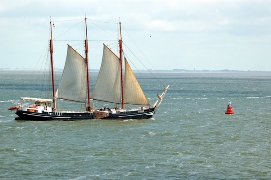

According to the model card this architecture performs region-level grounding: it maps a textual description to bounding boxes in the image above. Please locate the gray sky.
[1,0,271,71]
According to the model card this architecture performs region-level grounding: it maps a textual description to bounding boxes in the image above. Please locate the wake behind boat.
[9,17,169,121]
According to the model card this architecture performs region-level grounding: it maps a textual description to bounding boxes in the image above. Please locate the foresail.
[57,45,87,103]
[92,44,121,103]
[124,58,150,106]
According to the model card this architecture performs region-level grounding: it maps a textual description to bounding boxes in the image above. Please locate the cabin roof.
[20,97,53,103]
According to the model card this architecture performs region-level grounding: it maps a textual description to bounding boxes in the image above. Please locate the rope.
[87,19,118,40]
[122,26,166,87]
[53,20,84,40]
[122,42,165,87]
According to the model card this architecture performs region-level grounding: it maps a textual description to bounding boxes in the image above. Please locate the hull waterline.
[15,110,95,121]
[15,108,155,121]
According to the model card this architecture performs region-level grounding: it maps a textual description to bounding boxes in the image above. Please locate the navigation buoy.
[225,100,234,114]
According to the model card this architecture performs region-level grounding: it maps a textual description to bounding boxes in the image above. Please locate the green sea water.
[1,71,271,179]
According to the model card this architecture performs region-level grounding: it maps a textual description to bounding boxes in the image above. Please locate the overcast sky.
[1,0,271,71]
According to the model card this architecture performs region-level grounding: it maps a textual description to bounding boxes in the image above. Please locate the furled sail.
[92,44,121,103]
[124,58,150,106]
[57,45,87,102]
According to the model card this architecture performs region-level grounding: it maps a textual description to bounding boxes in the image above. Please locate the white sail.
[124,58,150,106]
[92,44,121,103]
[57,45,87,102]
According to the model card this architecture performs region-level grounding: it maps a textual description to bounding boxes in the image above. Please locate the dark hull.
[15,108,155,121]
[104,108,155,120]
[15,110,95,121]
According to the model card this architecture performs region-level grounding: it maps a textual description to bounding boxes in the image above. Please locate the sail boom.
[92,98,148,106]
[92,98,120,104]
[57,98,85,103]
[126,103,150,106]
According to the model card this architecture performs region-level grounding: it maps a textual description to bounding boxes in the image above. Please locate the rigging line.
[122,26,165,80]
[124,52,165,92]
[89,40,116,41]
[71,41,83,47]
[54,40,116,41]
[124,53,142,76]
[123,53,156,97]
[88,20,118,40]
[34,42,48,72]
[122,42,165,87]
[105,42,116,50]
[53,18,84,22]
[53,20,84,40]
[66,40,83,48]
[54,40,83,41]
[34,43,50,99]
[39,48,51,99]
[123,53,144,74]
[87,18,116,24]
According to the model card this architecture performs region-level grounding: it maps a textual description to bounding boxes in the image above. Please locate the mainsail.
[57,45,87,102]
[92,44,150,106]
[92,44,121,103]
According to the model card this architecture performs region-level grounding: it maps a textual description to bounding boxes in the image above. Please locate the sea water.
[1,71,271,179]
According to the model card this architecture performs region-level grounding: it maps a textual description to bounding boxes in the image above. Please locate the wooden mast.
[49,19,56,111]
[85,17,91,111]
[119,22,124,109]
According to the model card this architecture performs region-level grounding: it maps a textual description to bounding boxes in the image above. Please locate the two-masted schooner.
[9,18,169,121]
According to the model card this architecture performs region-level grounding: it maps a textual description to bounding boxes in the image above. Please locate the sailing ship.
[9,18,169,121]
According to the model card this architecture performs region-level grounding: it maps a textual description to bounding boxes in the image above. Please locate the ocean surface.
[1,70,271,179]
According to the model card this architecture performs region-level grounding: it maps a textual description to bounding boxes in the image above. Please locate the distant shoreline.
[1,68,271,73]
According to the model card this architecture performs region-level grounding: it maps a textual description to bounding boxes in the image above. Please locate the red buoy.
[225,100,234,114]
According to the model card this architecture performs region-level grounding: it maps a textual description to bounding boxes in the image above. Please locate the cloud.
[1,0,271,70]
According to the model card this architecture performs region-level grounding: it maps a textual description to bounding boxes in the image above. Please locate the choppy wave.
[0,100,16,103]
[1,71,271,179]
